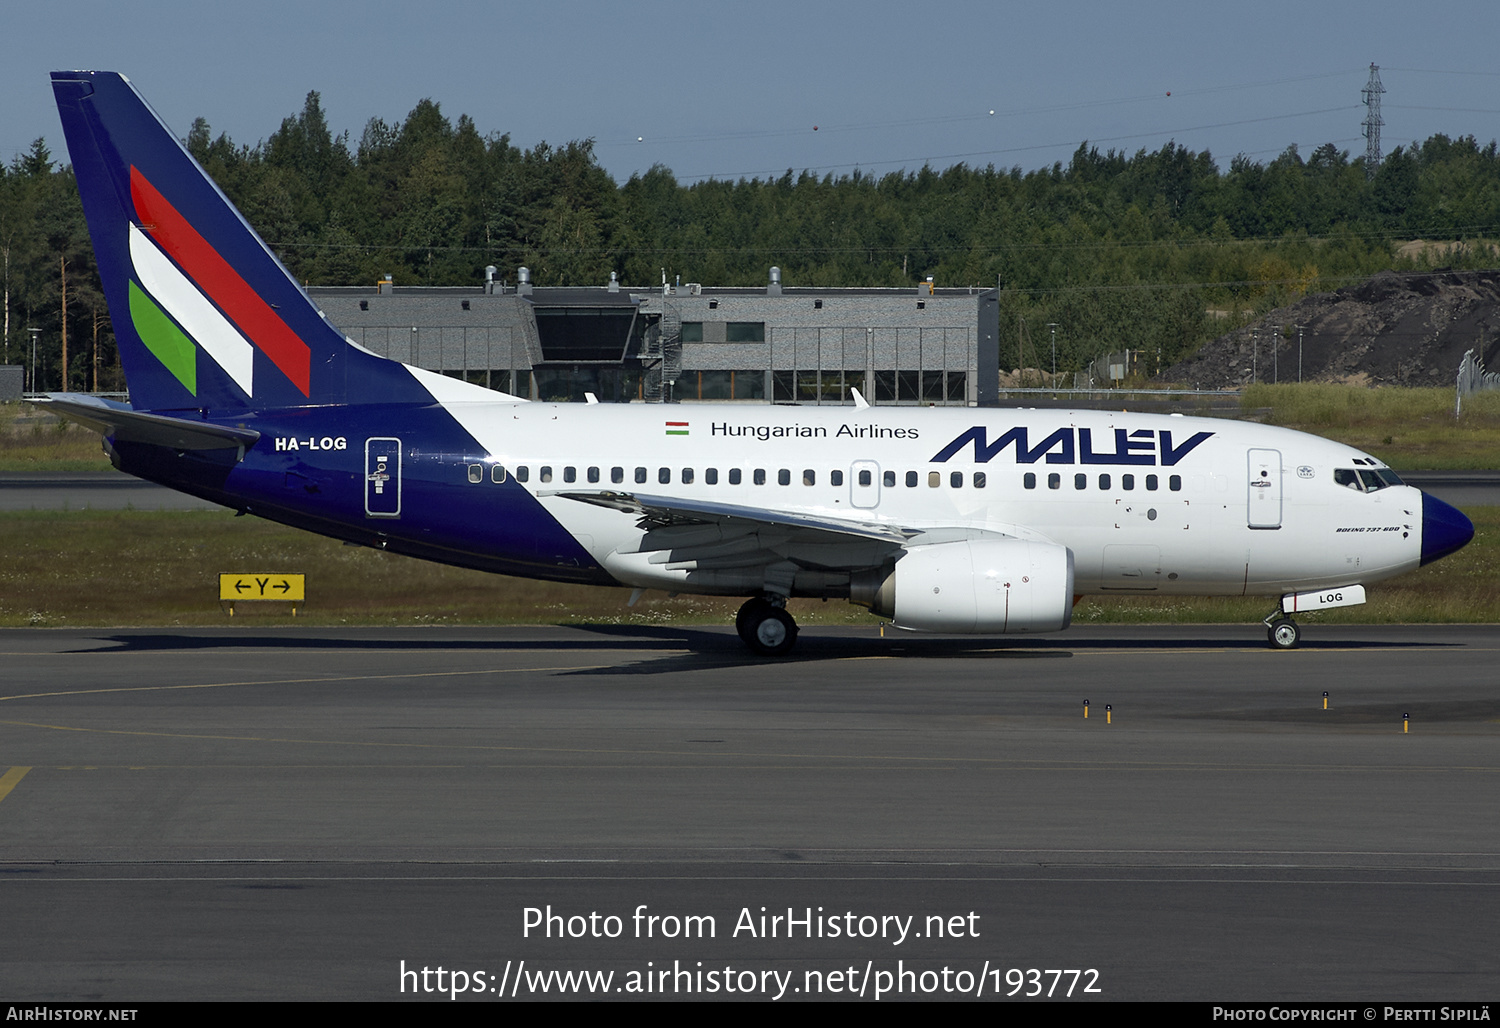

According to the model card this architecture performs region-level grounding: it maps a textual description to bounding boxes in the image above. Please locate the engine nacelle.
[851,538,1074,634]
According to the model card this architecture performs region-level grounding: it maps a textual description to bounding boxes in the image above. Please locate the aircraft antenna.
[1362,63,1385,180]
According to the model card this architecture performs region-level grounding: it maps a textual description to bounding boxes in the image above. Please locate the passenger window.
[540,466,553,483]
[1074,473,1086,490]
[1169,475,1182,491]
[563,466,576,484]
[973,472,986,489]
[1048,473,1061,490]
[1146,474,1158,491]
[928,471,940,488]
[778,469,791,486]
[659,467,671,484]
[754,469,766,485]
[859,470,872,487]
[467,464,482,484]
[831,470,844,486]
[1122,474,1134,491]
[611,467,623,484]
[705,468,718,485]
[1024,472,1036,489]
[884,470,896,487]
[1098,473,1110,490]
[587,466,599,484]
[951,472,963,488]
[803,469,815,486]
[729,468,742,485]
[635,467,647,484]
[516,466,529,483]
[682,468,694,485]
[491,465,507,484]
[906,471,918,488]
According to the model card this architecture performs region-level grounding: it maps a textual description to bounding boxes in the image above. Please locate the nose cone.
[1421,492,1475,566]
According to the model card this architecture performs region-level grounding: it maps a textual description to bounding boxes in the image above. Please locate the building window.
[726,322,766,342]
[680,321,704,343]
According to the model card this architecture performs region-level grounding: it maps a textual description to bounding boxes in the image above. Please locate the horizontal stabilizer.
[38,394,260,452]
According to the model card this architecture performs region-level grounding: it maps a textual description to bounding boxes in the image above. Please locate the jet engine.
[850,538,1074,634]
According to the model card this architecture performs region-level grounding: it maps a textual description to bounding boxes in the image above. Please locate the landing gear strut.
[1264,613,1301,649]
[736,596,799,656]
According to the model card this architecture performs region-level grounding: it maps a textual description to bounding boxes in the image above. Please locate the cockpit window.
[1336,467,1404,492]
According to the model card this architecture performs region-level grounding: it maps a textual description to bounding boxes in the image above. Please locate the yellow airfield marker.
[1323,691,1329,710]
[0,766,31,805]
[1105,704,1112,725]
[1083,699,1089,719]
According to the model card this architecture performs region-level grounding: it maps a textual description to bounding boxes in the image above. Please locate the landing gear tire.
[736,597,799,657]
[1267,617,1301,650]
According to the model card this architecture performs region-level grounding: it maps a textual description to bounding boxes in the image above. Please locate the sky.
[5,0,1500,184]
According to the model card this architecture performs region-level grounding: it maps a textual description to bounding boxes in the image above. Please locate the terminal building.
[308,268,1001,406]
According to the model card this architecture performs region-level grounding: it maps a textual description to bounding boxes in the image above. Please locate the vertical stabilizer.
[50,71,408,412]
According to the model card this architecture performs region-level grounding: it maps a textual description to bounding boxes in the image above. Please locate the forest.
[5,89,1500,390]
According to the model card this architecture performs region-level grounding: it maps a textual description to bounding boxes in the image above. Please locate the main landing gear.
[736,596,799,657]
[1264,612,1301,649]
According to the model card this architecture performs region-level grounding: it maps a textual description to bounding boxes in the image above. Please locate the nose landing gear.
[1264,613,1301,649]
[736,596,799,656]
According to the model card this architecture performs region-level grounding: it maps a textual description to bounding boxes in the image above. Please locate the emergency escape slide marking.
[129,166,311,395]
[0,767,31,806]
[666,421,689,436]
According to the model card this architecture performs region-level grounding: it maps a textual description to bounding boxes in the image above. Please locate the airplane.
[44,71,1475,656]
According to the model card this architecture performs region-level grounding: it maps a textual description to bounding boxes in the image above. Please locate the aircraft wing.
[554,490,917,544]
[551,490,1012,576]
[38,394,260,452]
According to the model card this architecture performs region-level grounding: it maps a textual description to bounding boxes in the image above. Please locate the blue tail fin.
[52,71,383,413]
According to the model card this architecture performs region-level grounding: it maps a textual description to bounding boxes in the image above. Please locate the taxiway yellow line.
[0,766,31,804]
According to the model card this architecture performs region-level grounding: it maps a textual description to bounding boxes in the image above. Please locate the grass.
[1239,383,1500,469]
[2,507,1496,628]
[0,404,112,471]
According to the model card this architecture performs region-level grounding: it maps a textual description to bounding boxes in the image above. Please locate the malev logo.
[930,426,1213,467]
